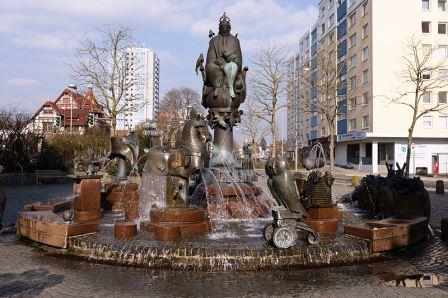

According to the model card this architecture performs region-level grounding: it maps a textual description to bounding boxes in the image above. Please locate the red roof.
[32,87,104,127]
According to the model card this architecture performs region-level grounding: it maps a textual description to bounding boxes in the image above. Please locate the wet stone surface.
[66,215,373,271]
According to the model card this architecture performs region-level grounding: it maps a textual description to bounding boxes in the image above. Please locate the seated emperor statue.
[199,13,243,105]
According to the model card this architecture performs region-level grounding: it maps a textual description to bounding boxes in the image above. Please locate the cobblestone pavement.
[1,183,448,297]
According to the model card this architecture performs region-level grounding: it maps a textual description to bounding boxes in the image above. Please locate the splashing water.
[139,172,167,219]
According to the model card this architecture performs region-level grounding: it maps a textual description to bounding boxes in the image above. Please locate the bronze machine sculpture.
[264,156,320,248]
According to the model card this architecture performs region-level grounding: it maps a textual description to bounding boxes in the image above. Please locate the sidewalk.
[294,166,448,188]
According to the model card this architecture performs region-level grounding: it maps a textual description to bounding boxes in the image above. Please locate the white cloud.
[5,78,39,87]
[188,0,318,57]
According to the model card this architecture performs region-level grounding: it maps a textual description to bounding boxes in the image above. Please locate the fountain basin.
[66,222,376,271]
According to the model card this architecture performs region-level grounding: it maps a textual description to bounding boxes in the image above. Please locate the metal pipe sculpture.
[104,132,140,180]
[264,156,319,249]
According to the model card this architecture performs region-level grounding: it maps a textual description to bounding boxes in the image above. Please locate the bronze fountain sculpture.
[196,12,248,165]
[105,132,140,179]
[191,13,269,218]
[143,108,211,207]
[264,156,319,248]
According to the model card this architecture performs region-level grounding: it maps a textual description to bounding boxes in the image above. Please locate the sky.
[0,0,318,140]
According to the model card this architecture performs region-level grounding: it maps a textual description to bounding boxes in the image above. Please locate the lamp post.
[67,84,77,134]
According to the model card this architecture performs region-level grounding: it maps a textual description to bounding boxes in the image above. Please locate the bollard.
[351,176,360,187]
[436,180,445,195]
[442,219,448,241]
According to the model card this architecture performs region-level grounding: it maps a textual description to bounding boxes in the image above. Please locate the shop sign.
[337,131,366,142]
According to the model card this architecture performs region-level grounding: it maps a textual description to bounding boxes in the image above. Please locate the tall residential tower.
[117,46,160,131]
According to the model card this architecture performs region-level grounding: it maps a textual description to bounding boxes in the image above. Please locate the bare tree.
[158,87,203,148]
[70,26,142,136]
[388,36,448,176]
[249,44,289,155]
[239,101,266,146]
[0,109,42,171]
[298,47,352,174]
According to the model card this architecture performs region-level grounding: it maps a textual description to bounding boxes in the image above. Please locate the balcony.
[337,119,347,135]
[337,0,347,21]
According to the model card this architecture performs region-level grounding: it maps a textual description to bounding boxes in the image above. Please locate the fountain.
[191,12,274,219]
[14,13,433,271]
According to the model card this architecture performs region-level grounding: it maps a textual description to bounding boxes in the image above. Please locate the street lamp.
[67,84,77,134]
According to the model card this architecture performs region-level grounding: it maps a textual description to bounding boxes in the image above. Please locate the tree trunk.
[271,121,277,157]
[329,125,335,174]
[405,124,415,177]
[110,117,117,137]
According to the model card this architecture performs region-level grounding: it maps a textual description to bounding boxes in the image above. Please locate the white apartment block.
[288,0,448,174]
[117,46,160,131]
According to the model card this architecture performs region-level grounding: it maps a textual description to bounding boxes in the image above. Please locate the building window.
[423,44,432,57]
[422,0,430,10]
[439,91,447,103]
[362,92,369,105]
[439,23,447,34]
[321,23,326,35]
[349,97,357,110]
[349,118,357,131]
[349,33,357,48]
[422,21,431,33]
[349,12,356,27]
[329,13,335,26]
[362,1,368,15]
[439,69,448,79]
[362,24,369,39]
[329,32,335,44]
[348,54,357,68]
[350,76,357,89]
[422,71,431,80]
[362,115,369,129]
[439,0,446,11]
[422,91,431,103]
[321,127,326,137]
[422,116,433,128]
[440,115,448,128]
[436,46,447,59]
[362,69,369,84]
[362,46,369,61]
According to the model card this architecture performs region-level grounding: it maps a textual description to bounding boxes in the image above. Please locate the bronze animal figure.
[143,109,211,180]
[265,156,308,217]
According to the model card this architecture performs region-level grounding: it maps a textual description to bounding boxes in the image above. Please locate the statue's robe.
[205,33,242,90]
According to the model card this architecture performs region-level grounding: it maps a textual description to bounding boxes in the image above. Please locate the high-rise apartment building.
[117,46,160,131]
[288,0,448,174]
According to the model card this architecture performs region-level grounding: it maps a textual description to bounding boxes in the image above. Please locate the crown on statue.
[219,12,231,26]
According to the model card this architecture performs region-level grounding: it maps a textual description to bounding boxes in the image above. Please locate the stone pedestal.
[345,216,429,252]
[114,222,137,238]
[105,183,140,221]
[302,206,341,234]
[141,207,210,240]
[72,176,103,222]
[17,211,98,248]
